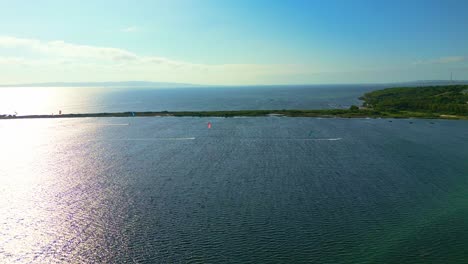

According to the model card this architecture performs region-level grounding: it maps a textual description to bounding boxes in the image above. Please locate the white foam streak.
[92,123,130,126]
[89,137,195,141]
[309,137,342,141]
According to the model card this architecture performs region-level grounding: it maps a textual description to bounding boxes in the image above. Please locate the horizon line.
[1,79,467,88]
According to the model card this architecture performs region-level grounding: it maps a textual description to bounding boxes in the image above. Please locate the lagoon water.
[0,116,467,263]
[0,86,468,263]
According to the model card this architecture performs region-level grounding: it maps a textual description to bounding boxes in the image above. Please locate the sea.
[0,85,380,115]
[0,85,467,263]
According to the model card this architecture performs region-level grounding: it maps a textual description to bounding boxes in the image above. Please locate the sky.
[0,0,467,85]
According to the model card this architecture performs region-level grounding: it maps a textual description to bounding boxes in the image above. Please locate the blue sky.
[0,0,467,85]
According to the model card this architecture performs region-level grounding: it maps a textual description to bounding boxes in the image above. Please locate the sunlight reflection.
[0,87,107,116]
[0,88,58,115]
[0,119,120,262]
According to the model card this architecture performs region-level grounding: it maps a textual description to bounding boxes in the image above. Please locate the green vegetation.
[360,85,468,117]
[1,85,467,120]
[349,105,359,112]
[0,109,384,119]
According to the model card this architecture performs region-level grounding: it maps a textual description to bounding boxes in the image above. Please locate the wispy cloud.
[0,36,314,85]
[0,36,140,62]
[414,56,467,65]
[121,26,140,33]
[0,36,201,67]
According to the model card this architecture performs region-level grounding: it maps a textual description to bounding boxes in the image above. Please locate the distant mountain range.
[0,80,467,88]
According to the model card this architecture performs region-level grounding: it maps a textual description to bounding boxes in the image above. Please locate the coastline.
[1,109,466,120]
[1,85,466,121]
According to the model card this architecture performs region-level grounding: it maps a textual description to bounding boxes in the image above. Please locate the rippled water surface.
[0,117,467,263]
[0,85,378,115]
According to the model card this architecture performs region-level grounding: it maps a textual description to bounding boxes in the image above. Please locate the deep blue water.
[0,116,467,263]
[0,85,381,115]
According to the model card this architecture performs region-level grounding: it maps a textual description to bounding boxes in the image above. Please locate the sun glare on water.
[0,88,61,115]
[0,87,105,116]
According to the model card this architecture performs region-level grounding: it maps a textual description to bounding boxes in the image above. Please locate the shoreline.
[1,110,466,120]
[2,85,466,121]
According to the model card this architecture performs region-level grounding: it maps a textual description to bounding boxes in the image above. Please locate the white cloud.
[0,36,318,85]
[414,56,467,65]
[0,36,140,62]
[0,57,29,64]
[121,26,140,33]
[0,36,209,68]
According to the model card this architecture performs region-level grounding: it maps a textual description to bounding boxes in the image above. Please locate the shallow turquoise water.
[0,117,467,263]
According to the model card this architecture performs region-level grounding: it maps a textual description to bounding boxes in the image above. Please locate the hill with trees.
[360,85,468,116]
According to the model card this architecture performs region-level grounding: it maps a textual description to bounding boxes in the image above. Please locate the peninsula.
[1,85,467,120]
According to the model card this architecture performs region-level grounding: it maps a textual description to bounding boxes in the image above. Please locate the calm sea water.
[0,85,380,115]
[0,116,467,263]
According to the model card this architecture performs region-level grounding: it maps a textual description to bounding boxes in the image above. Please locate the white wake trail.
[89,137,196,141]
